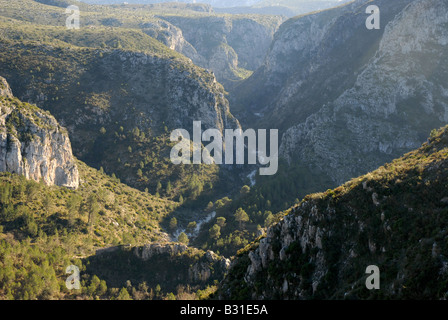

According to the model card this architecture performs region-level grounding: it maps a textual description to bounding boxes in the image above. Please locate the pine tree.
[166,181,172,194]
[234,208,249,229]
[186,221,196,234]
[178,232,189,245]
[42,193,53,214]
[209,224,221,240]
[216,217,226,228]
[116,287,131,300]
[264,212,274,228]
[67,193,82,226]
[240,185,251,194]
[169,217,177,231]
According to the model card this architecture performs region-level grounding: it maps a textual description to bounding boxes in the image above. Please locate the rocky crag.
[0,76,79,189]
[158,14,285,86]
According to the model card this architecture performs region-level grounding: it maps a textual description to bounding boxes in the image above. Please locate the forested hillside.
[220,125,448,299]
[0,79,230,300]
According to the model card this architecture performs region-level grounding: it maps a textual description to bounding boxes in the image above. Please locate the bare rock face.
[279,0,448,185]
[141,19,202,64]
[0,77,13,98]
[136,243,189,260]
[0,76,79,189]
[158,14,285,86]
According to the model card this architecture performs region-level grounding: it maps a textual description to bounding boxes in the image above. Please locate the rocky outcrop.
[160,15,285,86]
[134,242,230,283]
[141,19,203,64]
[0,77,13,98]
[135,242,189,260]
[0,77,79,189]
[239,200,330,299]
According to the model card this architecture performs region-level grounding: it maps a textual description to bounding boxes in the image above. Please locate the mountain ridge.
[219,124,448,299]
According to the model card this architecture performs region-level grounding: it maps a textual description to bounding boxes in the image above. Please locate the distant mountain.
[253,0,353,15]
[219,124,448,299]
[81,0,352,16]
[158,14,284,87]
[81,0,263,7]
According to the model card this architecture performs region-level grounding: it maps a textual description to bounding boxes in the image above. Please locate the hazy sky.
[81,0,351,8]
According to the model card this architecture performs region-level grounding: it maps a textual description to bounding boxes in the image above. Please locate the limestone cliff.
[0,77,79,189]
[279,0,448,185]
[159,14,285,86]
[0,77,13,98]
[141,19,203,64]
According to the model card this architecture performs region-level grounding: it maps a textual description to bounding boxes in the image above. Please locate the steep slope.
[280,0,448,185]
[230,0,448,199]
[232,0,415,130]
[0,77,79,188]
[0,2,243,197]
[219,125,448,300]
[159,14,285,87]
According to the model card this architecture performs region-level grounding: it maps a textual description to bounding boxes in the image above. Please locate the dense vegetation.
[0,157,183,298]
[0,0,291,261]
[0,13,223,199]
[0,0,283,299]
